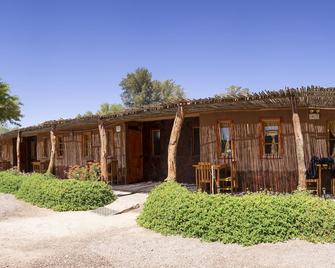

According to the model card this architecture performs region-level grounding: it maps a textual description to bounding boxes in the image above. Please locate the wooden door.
[127,125,143,183]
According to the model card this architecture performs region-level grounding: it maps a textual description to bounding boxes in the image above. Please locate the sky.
[1,0,335,127]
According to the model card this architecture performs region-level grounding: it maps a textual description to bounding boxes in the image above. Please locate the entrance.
[126,124,143,183]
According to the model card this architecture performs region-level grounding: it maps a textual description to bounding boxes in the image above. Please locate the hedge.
[137,182,335,246]
[0,171,24,194]
[0,171,116,211]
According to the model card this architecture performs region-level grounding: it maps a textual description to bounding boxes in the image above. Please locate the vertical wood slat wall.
[200,109,335,193]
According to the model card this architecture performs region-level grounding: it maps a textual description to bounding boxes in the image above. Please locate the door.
[127,124,143,183]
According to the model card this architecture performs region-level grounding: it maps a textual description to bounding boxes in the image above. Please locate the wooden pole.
[98,121,108,182]
[16,131,21,172]
[291,99,306,190]
[47,129,56,174]
[166,105,185,182]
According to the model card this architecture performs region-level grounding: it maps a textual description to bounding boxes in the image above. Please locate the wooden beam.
[166,106,185,181]
[16,131,21,172]
[291,99,306,190]
[98,121,108,182]
[47,129,56,174]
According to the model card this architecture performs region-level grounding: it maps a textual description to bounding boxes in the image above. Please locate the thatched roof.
[1,86,335,138]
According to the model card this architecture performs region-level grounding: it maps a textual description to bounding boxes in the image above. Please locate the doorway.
[126,124,143,183]
[13,136,37,172]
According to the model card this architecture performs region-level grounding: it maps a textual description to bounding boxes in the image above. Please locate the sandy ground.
[1,193,335,268]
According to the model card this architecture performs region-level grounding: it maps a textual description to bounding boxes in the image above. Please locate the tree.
[120,68,185,107]
[0,80,22,125]
[97,103,124,115]
[216,85,250,97]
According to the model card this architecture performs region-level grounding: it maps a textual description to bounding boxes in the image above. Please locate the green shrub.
[15,173,115,211]
[0,170,24,193]
[0,171,116,211]
[67,163,101,181]
[137,182,335,246]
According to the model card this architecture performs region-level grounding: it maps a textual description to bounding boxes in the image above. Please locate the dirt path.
[1,193,335,268]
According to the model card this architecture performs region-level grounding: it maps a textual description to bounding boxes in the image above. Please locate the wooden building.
[0,87,335,193]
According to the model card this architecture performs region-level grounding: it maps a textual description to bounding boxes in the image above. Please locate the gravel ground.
[1,193,335,268]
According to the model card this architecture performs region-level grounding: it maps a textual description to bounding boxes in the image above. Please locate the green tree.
[120,68,185,107]
[97,103,124,115]
[0,80,22,125]
[216,85,250,97]
[76,111,94,118]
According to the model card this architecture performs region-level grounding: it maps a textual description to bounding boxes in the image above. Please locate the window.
[82,134,90,157]
[57,136,64,157]
[152,130,160,156]
[42,137,48,157]
[192,127,200,155]
[328,121,335,157]
[218,121,233,157]
[261,119,281,157]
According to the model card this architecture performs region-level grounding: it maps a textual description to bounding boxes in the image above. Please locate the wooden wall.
[33,123,127,180]
[142,117,200,183]
[199,108,335,192]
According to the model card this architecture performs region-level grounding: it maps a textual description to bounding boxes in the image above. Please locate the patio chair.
[194,162,213,193]
[218,161,237,193]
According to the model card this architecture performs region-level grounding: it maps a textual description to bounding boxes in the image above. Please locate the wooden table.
[193,163,228,194]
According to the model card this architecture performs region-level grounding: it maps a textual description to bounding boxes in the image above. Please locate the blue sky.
[1,0,335,126]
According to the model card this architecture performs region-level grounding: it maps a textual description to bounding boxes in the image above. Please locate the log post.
[166,105,185,181]
[98,121,108,182]
[16,131,21,172]
[291,98,306,190]
[47,129,56,174]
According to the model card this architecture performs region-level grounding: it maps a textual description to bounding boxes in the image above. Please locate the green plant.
[0,170,24,193]
[0,171,116,211]
[15,173,115,211]
[137,182,335,246]
[67,163,101,181]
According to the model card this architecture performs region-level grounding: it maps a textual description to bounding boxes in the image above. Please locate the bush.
[67,163,101,181]
[0,172,116,211]
[137,182,335,246]
[0,170,24,194]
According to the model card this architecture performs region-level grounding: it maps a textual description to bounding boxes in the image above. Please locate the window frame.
[260,118,283,158]
[151,129,161,156]
[192,127,200,156]
[217,120,234,159]
[327,121,335,157]
[56,135,64,158]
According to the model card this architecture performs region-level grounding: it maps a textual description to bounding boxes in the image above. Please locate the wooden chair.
[306,178,319,195]
[32,161,41,172]
[194,162,213,193]
[218,161,237,193]
[331,178,335,196]
[107,159,118,184]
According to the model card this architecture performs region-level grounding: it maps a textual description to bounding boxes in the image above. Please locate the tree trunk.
[47,129,56,174]
[99,122,108,182]
[16,131,21,172]
[166,106,185,181]
[292,112,306,190]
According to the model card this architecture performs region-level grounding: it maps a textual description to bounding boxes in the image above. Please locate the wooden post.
[16,131,21,172]
[47,129,56,174]
[99,121,108,182]
[291,99,306,190]
[166,105,185,181]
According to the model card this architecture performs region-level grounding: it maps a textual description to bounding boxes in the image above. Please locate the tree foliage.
[120,68,185,107]
[0,80,22,125]
[96,103,124,115]
[216,85,250,97]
